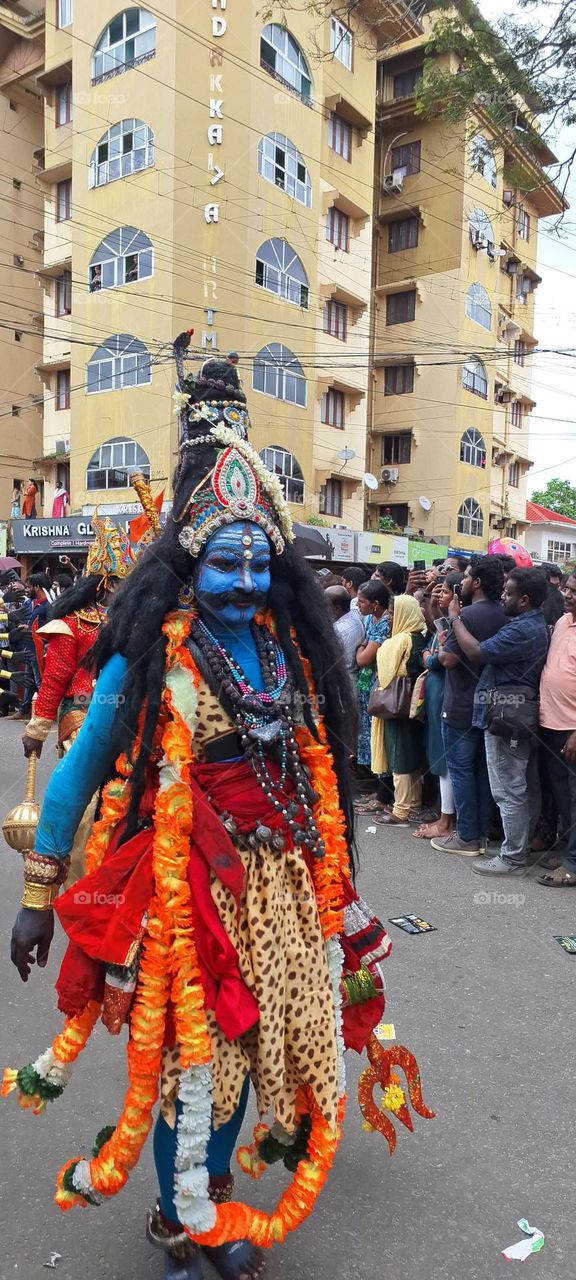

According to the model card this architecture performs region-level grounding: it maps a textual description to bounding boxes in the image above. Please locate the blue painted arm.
[34,653,129,860]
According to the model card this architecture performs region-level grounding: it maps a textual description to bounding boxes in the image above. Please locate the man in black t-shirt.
[431,556,505,856]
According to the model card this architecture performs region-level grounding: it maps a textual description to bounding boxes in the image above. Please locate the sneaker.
[472,855,527,877]
[430,832,480,856]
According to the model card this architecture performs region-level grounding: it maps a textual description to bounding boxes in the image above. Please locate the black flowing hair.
[48,574,105,621]
[90,440,358,864]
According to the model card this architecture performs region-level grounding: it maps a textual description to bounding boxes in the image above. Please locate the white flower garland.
[69,1158,103,1205]
[173,1065,217,1233]
[326,936,346,1098]
[32,1047,71,1091]
[163,663,216,1234]
[173,390,191,415]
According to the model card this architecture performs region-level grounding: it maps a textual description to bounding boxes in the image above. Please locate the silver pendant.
[248,720,283,744]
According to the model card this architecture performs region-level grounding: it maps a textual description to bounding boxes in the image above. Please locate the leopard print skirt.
[161,676,339,1136]
[161,839,339,1137]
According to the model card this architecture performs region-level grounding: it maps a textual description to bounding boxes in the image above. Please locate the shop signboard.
[11,516,131,556]
[355,533,444,568]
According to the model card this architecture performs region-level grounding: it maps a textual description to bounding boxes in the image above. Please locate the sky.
[479,0,576,496]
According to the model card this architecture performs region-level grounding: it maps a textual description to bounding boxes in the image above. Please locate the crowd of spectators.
[325,555,576,889]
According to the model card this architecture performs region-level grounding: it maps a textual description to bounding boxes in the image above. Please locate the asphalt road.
[1,716,575,1280]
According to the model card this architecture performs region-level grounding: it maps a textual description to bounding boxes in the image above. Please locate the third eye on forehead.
[204,530,270,562]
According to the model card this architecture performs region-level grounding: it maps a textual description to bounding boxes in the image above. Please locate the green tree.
[417,0,576,198]
[531,478,576,517]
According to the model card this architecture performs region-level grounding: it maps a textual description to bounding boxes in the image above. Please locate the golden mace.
[2,754,40,854]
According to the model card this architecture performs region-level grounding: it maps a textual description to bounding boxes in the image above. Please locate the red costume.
[32,605,106,747]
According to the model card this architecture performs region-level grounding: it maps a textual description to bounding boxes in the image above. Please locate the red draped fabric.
[55,759,300,1040]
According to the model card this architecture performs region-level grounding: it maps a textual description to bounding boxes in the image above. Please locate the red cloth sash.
[55,759,299,1041]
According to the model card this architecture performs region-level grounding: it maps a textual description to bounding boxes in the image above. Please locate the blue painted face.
[195,522,271,629]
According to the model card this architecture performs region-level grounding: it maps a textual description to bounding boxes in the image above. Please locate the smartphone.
[434,617,449,634]
[453,582,462,600]
[413,559,426,571]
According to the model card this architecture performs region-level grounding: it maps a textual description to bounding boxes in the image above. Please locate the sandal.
[354,797,387,814]
[202,1241,265,1280]
[412,823,452,840]
[537,868,576,888]
[374,811,409,826]
[409,807,439,824]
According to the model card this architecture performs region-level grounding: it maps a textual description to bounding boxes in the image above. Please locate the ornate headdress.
[172,335,294,558]
[85,512,136,581]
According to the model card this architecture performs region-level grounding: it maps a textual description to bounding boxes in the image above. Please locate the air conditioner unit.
[381,467,399,484]
[382,171,404,195]
[470,228,486,250]
[503,189,515,207]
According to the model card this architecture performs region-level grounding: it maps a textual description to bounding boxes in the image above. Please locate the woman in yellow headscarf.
[371,594,427,825]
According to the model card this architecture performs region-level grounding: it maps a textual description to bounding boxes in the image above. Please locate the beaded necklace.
[190,618,326,859]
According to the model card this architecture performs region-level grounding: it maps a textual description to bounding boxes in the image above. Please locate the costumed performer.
[21,514,136,885]
[7,354,393,1280]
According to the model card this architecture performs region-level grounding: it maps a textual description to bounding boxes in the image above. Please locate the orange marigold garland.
[2,999,101,1114]
[5,609,352,1245]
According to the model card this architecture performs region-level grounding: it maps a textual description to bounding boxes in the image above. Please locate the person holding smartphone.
[432,557,505,857]
[413,574,462,840]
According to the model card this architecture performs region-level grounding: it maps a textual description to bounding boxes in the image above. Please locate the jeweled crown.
[172,339,293,557]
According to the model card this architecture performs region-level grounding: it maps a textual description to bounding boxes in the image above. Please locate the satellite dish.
[363,473,379,491]
[419,495,432,511]
[337,447,356,463]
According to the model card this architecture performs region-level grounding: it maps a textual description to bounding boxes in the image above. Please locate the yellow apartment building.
[0,2,44,522]
[24,0,422,536]
[367,25,565,551]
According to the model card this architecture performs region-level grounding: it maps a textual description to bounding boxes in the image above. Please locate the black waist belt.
[202,731,244,763]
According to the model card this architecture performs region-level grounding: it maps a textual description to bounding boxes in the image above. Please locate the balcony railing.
[259,58,313,108]
[92,48,155,86]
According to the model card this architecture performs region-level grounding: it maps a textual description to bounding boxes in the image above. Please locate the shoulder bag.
[368,675,412,720]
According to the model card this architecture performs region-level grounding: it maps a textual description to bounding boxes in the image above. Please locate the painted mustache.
[200,589,268,611]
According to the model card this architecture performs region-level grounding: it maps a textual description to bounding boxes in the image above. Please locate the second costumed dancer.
[6,348,432,1279]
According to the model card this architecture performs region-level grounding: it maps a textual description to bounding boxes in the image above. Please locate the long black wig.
[48,575,104,621]
[90,408,358,859]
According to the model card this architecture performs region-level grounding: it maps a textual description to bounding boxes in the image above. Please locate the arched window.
[260,24,312,103]
[468,207,495,249]
[89,119,154,188]
[255,239,309,308]
[460,428,486,469]
[86,334,151,394]
[470,135,497,188]
[463,356,488,399]
[260,445,305,504]
[86,435,151,490]
[457,497,484,538]
[257,133,312,207]
[89,227,153,291]
[253,343,306,407]
[92,9,156,83]
[465,283,492,331]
